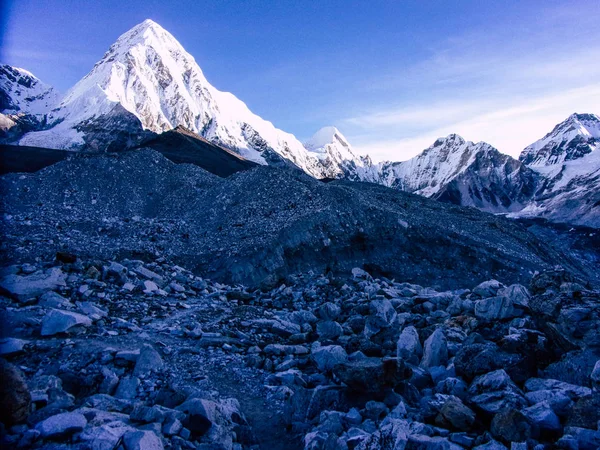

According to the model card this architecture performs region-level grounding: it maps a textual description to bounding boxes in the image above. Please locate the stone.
[176,398,218,437]
[41,309,92,336]
[0,267,66,301]
[333,357,411,393]
[143,280,159,292]
[567,394,600,430]
[420,329,448,369]
[115,376,140,400]
[474,293,528,321]
[397,326,422,364]
[406,434,452,449]
[0,338,28,356]
[78,301,108,320]
[524,377,592,400]
[99,368,119,395]
[38,291,72,308]
[35,412,87,439]
[454,343,522,381]
[523,401,562,433]
[133,345,164,377]
[369,299,397,329]
[130,404,166,423]
[563,427,600,450]
[79,422,135,450]
[468,370,526,415]
[318,303,341,321]
[591,359,600,392]
[316,320,343,340]
[312,345,348,371]
[0,359,31,425]
[435,397,475,431]
[123,430,164,450]
[473,279,504,298]
[490,408,533,444]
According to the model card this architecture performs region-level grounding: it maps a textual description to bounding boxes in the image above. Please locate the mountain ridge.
[0,19,598,227]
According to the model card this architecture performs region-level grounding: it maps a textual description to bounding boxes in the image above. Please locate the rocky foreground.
[1,254,599,450]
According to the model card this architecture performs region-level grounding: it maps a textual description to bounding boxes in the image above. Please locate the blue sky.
[2,0,600,161]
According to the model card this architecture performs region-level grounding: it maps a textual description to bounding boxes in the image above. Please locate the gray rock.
[420,329,448,369]
[474,294,528,321]
[317,303,341,321]
[0,267,66,301]
[123,430,164,450]
[490,407,533,444]
[523,401,561,433]
[35,411,87,438]
[312,345,348,371]
[176,398,218,436]
[333,357,411,393]
[406,434,452,449]
[473,280,504,298]
[0,338,28,356]
[38,291,72,308]
[524,377,592,399]
[397,326,422,364]
[468,370,526,415]
[79,421,135,450]
[41,309,92,336]
[369,299,397,329]
[133,345,164,377]
[0,360,31,425]
[591,359,600,391]
[316,320,343,340]
[115,376,140,400]
[563,427,600,450]
[435,397,475,431]
[78,301,108,320]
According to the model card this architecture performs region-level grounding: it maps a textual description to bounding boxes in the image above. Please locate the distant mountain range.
[1,19,598,227]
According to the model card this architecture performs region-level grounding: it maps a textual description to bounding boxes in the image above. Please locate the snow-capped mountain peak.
[0,64,60,115]
[17,19,339,177]
[519,113,600,167]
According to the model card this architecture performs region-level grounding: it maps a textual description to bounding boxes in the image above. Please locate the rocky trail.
[1,253,599,449]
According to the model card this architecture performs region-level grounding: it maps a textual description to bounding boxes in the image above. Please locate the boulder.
[567,394,600,430]
[317,303,341,321]
[316,321,343,340]
[41,309,92,336]
[312,345,348,372]
[133,345,164,377]
[0,267,66,301]
[490,407,533,444]
[369,299,397,329]
[474,285,529,321]
[468,370,526,415]
[473,280,504,298]
[123,430,164,450]
[0,359,31,425]
[523,401,561,434]
[397,326,422,364]
[176,398,218,436]
[35,412,87,439]
[435,397,475,431]
[333,357,411,393]
[590,359,600,391]
[0,338,28,356]
[420,329,448,369]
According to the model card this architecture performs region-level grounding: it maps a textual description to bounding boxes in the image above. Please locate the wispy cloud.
[339,5,600,163]
[349,84,600,162]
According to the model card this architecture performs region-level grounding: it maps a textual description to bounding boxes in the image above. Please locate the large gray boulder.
[35,412,87,439]
[123,430,164,450]
[397,326,422,364]
[420,329,448,369]
[41,309,92,336]
[312,345,348,372]
[0,267,66,302]
[474,284,529,321]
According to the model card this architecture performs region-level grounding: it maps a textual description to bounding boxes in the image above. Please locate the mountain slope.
[2,148,595,288]
[304,126,377,180]
[512,113,600,227]
[140,125,258,177]
[0,65,60,116]
[17,20,335,177]
[520,113,600,167]
[376,134,538,212]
